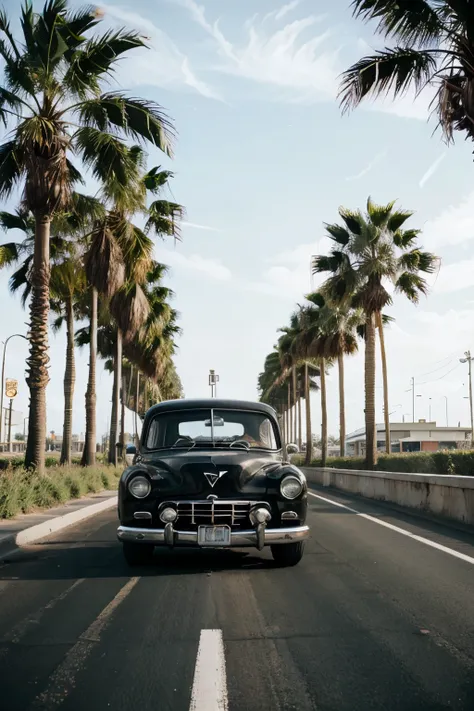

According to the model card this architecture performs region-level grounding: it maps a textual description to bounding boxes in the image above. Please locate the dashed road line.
[190,629,228,711]
[29,577,139,710]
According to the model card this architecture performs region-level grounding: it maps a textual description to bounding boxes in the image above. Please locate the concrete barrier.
[302,467,474,526]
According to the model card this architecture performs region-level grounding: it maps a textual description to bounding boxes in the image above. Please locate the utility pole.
[7,399,13,452]
[209,369,219,398]
[411,377,415,423]
[460,351,474,444]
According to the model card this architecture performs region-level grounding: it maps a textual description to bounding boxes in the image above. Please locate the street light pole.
[0,333,27,445]
[459,351,474,443]
[443,396,448,427]
[209,369,219,398]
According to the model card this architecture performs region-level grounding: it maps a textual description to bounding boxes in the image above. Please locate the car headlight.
[160,506,178,523]
[280,475,303,500]
[128,475,151,499]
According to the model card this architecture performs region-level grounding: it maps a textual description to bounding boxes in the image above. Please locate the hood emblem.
[204,470,228,488]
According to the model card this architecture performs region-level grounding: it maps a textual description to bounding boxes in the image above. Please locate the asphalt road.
[0,485,473,711]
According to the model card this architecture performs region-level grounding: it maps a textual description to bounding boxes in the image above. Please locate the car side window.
[146,418,161,449]
[259,419,277,449]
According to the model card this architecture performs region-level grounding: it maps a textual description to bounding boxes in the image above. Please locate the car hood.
[129,450,289,498]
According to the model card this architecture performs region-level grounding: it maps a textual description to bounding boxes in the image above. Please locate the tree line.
[260,0,474,470]
[0,0,184,473]
[259,199,438,469]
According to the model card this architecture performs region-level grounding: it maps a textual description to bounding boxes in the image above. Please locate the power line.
[416,359,454,379]
[417,363,461,386]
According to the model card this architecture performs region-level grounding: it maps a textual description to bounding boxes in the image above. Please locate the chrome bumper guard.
[117,524,310,549]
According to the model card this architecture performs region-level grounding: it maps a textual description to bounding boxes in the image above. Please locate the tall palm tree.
[83,158,183,465]
[340,0,474,149]
[0,196,102,464]
[294,296,334,468]
[313,198,438,469]
[258,347,319,458]
[0,0,173,472]
[278,314,301,444]
[306,294,362,457]
[76,259,180,459]
[50,253,86,465]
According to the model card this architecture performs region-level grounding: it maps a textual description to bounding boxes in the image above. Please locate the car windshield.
[145,408,279,451]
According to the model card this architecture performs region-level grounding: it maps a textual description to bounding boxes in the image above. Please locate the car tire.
[271,541,305,567]
[122,542,154,566]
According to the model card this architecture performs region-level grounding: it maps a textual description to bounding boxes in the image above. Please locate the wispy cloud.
[346,151,387,181]
[431,258,474,294]
[161,248,231,281]
[422,192,474,250]
[182,221,220,232]
[246,238,332,299]
[264,0,303,23]
[101,4,221,100]
[419,152,446,188]
[177,0,340,102]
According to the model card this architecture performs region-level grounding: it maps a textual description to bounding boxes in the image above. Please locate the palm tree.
[0,0,173,472]
[306,294,362,457]
[293,296,334,468]
[83,157,183,465]
[0,196,104,464]
[76,259,181,459]
[313,198,438,469]
[340,0,474,149]
[50,253,86,465]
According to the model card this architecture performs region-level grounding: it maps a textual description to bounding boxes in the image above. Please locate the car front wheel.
[122,542,155,566]
[271,541,305,567]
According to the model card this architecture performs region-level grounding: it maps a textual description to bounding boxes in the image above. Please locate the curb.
[0,495,118,560]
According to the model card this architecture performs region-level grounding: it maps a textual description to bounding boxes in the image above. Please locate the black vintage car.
[117,398,309,567]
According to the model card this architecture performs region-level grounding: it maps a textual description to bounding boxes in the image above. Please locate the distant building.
[345,421,472,456]
[48,434,85,453]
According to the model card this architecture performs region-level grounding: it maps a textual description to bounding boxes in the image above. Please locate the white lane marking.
[190,629,228,711]
[308,491,474,566]
[29,577,139,710]
[0,578,85,647]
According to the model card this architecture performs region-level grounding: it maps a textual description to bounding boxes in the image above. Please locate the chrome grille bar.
[162,500,268,528]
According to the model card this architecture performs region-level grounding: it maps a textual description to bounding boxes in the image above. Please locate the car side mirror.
[286,443,298,455]
[127,445,137,455]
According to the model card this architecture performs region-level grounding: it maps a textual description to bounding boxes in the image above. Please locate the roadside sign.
[5,379,18,399]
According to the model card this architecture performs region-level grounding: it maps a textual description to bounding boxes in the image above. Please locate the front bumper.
[117,524,309,549]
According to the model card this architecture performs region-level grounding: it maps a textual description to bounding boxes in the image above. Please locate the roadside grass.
[295,450,474,476]
[0,464,121,519]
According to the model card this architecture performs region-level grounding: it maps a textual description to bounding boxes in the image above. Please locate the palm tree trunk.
[292,365,297,444]
[320,358,328,467]
[287,381,292,442]
[120,373,126,456]
[60,296,75,466]
[297,384,302,451]
[81,287,98,466]
[338,352,346,457]
[377,312,391,454]
[25,215,51,473]
[135,370,140,445]
[305,362,312,466]
[108,329,122,466]
[365,313,377,469]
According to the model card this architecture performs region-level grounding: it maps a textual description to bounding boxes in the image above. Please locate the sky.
[2,0,474,442]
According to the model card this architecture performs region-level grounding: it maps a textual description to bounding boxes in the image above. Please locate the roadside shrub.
[0,464,121,519]
[305,450,474,475]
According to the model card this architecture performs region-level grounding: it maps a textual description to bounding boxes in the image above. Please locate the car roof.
[145,398,277,419]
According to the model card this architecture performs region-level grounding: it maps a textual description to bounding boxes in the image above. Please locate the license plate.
[198,525,231,546]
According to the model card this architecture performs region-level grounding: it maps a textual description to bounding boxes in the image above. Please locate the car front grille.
[170,500,253,530]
